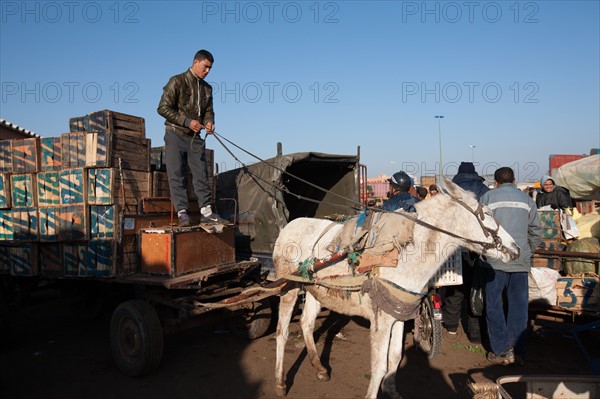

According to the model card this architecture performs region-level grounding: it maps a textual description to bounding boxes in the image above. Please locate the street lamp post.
[434,115,444,179]
[469,145,476,163]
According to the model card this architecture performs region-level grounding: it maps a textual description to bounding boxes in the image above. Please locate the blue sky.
[1,0,599,183]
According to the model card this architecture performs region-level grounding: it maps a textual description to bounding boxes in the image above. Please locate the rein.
[383,200,504,253]
[211,132,504,253]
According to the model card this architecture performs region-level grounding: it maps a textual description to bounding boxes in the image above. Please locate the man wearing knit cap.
[442,162,489,343]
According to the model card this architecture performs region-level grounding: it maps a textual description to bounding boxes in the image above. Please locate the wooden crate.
[531,254,563,272]
[86,131,150,172]
[12,207,38,241]
[37,171,61,206]
[150,146,166,172]
[88,168,150,212]
[38,207,60,242]
[10,243,39,276]
[11,173,36,207]
[0,210,13,240]
[151,171,170,197]
[138,197,199,215]
[119,235,138,276]
[139,226,235,277]
[0,245,10,273]
[0,141,12,173]
[538,210,562,240]
[11,138,39,173]
[557,277,600,312]
[87,168,115,205]
[40,137,62,171]
[89,205,119,240]
[63,242,87,277]
[60,168,85,205]
[40,243,63,277]
[58,205,87,241]
[60,132,86,168]
[70,110,146,138]
[0,174,10,208]
[89,239,117,277]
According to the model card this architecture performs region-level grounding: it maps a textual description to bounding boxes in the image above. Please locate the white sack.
[528,267,560,306]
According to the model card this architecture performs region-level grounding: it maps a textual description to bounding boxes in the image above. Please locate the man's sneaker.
[177,211,192,227]
[445,325,458,335]
[200,213,229,224]
[200,205,228,224]
[487,349,515,365]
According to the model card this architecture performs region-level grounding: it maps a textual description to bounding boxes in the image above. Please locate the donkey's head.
[431,177,520,263]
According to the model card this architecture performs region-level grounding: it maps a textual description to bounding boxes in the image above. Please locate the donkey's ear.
[437,176,453,195]
[438,176,466,199]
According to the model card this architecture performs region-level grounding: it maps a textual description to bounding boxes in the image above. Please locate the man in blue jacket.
[382,171,418,213]
[480,167,541,365]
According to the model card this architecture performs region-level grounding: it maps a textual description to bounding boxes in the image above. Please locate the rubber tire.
[228,300,272,340]
[414,298,442,359]
[110,299,164,377]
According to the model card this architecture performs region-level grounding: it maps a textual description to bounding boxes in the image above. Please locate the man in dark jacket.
[480,167,541,365]
[442,162,489,342]
[536,175,572,210]
[382,171,418,213]
[158,49,223,226]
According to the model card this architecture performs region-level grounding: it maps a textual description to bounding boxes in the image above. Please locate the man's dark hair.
[415,186,428,199]
[194,49,214,63]
[494,167,515,184]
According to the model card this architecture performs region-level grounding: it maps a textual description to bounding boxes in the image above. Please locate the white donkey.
[273,179,520,399]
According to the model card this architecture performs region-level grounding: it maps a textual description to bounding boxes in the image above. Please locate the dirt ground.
[0,287,597,399]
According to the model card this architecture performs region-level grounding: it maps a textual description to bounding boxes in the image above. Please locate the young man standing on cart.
[480,167,541,365]
[158,49,224,226]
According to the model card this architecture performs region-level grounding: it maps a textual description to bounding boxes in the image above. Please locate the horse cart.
[0,146,372,377]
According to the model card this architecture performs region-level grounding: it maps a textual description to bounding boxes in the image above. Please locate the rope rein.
[210,132,505,254]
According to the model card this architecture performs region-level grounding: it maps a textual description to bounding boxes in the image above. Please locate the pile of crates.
[0,110,212,279]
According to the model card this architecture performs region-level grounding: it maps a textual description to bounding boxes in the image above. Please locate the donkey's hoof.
[275,384,287,397]
[316,371,330,382]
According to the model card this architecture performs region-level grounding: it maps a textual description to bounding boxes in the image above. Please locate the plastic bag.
[470,264,485,316]
[560,210,580,239]
[528,267,560,306]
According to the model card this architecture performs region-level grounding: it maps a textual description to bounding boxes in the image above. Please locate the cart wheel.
[110,299,164,377]
[228,300,272,340]
[414,298,442,358]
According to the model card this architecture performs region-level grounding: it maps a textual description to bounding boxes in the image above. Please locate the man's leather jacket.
[157,69,215,136]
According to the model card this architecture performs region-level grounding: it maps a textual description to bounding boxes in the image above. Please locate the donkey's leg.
[365,313,395,399]
[275,288,300,397]
[300,291,329,381]
[381,320,405,399]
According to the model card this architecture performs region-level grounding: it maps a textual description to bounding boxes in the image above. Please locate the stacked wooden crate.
[532,210,566,271]
[149,146,214,200]
[0,110,151,278]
